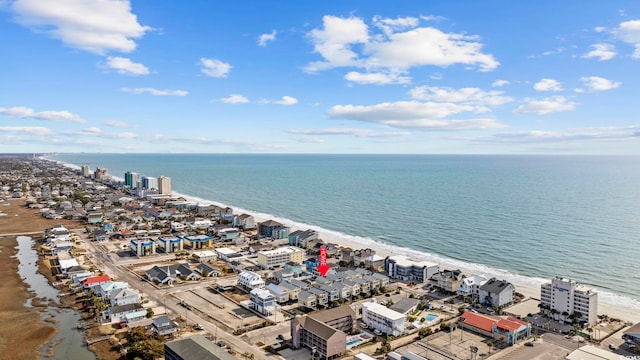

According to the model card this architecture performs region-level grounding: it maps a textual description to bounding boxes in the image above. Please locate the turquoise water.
[49,154,640,311]
[425,314,438,322]
[347,339,363,347]
[424,314,438,322]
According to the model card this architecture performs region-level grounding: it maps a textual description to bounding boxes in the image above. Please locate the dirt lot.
[0,199,83,359]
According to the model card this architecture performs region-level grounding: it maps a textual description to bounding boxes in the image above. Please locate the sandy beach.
[0,199,83,359]
[246,211,640,325]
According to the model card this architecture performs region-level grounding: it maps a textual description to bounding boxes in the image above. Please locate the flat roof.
[362,301,405,321]
[565,345,619,360]
[216,247,238,255]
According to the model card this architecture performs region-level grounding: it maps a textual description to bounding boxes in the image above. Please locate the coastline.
[47,157,640,325]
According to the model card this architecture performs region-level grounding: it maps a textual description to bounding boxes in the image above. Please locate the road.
[76,230,281,360]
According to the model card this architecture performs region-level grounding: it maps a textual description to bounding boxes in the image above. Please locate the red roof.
[83,275,111,285]
[459,311,497,333]
[497,318,529,332]
[121,229,134,235]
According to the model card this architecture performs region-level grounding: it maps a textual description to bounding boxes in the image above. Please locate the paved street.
[76,230,281,360]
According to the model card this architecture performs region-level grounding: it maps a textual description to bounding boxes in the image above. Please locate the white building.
[257,246,305,269]
[361,300,405,336]
[384,255,438,283]
[237,270,265,292]
[457,275,487,298]
[540,277,598,326]
[248,288,276,316]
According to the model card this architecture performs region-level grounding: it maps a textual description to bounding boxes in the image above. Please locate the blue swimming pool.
[425,314,438,322]
[347,339,363,347]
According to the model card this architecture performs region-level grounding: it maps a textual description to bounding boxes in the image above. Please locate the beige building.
[257,246,305,268]
[158,176,172,195]
[291,306,356,360]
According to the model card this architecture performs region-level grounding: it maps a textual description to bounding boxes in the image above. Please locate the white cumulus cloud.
[305,15,498,74]
[492,80,510,87]
[288,128,410,138]
[261,96,298,106]
[258,30,277,46]
[615,20,640,58]
[0,106,85,123]
[580,76,621,91]
[582,44,616,61]
[533,78,563,91]
[121,87,188,96]
[409,86,513,107]
[344,71,411,85]
[10,0,151,54]
[104,120,130,128]
[220,94,249,104]
[104,57,149,75]
[513,96,576,115]
[200,58,232,78]
[328,101,505,131]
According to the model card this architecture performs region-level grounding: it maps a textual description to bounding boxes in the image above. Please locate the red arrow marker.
[317,245,331,277]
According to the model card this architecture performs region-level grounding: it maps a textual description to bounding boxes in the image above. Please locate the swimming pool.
[347,339,363,347]
[425,314,438,322]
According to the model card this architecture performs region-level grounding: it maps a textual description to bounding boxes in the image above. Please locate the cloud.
[328,101,505,130]
[582,43,616,61]
[104,120,130,128]
[614,20,640,58]
[261,96,298,106]
[220,94,249,104]
[104,57,149,75]
[258,30,276,46]
[287,128,410,138]
[470,126,640,143]
[10,0,151,54]
[82,126,102,134]
[0,126,52,135]
[294,137,325,143]
[528,47,565,58]
[580,76,621,91]
[200,58,232,78]
[533,78,563,91]
[372,15,419,36]
[121,87,188,96]
[344,71,411,85]
[0,106,85,123]
[513,96,576,114]
[305,15,498,74]
[491,80,510,87]
[594,26,606,33]
[409,86,513,106]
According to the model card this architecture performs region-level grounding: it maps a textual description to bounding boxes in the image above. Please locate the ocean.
[50,154,640,311]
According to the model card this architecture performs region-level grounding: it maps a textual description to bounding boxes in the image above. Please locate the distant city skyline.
[1,1,639,154]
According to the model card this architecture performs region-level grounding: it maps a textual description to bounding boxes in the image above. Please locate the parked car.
[374,329,382,336]
[524,342,534,347]
[608,344,615,350]
[360,323,368,329]
[194,324,204,330]
[277,334,285,341]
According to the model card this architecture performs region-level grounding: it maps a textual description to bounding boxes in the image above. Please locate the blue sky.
[1,0,640,154]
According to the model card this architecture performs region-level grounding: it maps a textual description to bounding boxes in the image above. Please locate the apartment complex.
[257,246,305,268]
[361,300,405,336]
[291,306,356,360]
[237,270,266,292]
[540,277,598,325]
[384,255,438,283]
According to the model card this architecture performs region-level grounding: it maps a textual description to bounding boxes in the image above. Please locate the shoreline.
[47,158,640,325]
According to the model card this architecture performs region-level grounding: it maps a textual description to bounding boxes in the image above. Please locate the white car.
[361,323,368,329]
[374,329,382,335]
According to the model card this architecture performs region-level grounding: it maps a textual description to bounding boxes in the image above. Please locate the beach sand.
[0,199,83,359]
[248,212,640,325]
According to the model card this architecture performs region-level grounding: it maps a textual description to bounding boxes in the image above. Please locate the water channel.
[16,235,97,360]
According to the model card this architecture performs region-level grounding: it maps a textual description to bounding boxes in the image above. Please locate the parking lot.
[396,328,496,360]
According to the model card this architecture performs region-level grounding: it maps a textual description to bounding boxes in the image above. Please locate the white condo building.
[361,300,405,336]
[540,277,598,326]
[237,270,265,292]
[257,246,305,269]
[384,255,438,283]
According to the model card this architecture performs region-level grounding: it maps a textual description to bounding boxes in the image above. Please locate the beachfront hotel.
[540,276,598,326]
